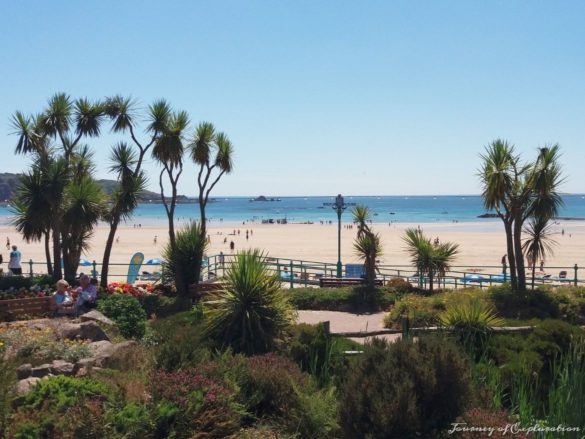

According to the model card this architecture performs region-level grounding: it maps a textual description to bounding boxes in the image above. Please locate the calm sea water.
[1,195,585,226]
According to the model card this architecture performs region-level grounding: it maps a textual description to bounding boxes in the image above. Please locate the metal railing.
[4,257,583,290]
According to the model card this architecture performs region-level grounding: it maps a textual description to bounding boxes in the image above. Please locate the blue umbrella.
[79,259,92,266]
[146,258,162,265]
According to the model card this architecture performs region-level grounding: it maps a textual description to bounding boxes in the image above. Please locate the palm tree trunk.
[504,221,517,291]
[101,216,120,288]
[429,269,434,292]
[52,223,62,280]
[198,197,207,240]
[44,230,53,275]
[513,218,527,291]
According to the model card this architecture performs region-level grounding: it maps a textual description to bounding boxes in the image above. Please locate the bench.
[319,277,383,288]
[0,296,53,321]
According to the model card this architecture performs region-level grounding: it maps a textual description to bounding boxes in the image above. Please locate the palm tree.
[403,228,459,292]
[99,97,171,287]
[203,249,296,355]
[479,140,564,291]
[352,206,382,289]
[11,93,105,280]
[522,216,557,290]
[61,176,105,281]
[100,143,147,288]
[189,122,234,239]
[153,110,190,301]
[10,168,53,274]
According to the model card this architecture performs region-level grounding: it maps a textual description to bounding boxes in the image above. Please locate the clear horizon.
[1,1,584,196]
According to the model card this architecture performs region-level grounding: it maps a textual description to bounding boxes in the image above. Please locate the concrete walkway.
[297,310,401,344]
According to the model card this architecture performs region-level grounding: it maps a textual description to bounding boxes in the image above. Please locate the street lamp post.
[333,194,347,278]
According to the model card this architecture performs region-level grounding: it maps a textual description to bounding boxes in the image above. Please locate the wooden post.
[290,260,294,289]
[574,264,579,287]
[29,259,33,278]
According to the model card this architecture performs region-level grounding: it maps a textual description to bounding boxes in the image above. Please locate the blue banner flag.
[127,252,144,284]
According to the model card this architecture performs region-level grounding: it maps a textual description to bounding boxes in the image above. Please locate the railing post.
[290,260,294,289]
[574,264,579,287]
[92,260,98,279]
[29,259,33,278]
[401,316,410,340]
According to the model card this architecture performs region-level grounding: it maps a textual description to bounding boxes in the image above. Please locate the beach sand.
[1,219,584,280]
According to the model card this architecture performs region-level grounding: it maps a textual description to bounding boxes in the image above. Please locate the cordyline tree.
[479,140,564,291]
[100,96,174,288]
[189,122,234,240]
[10,93,105,281]
[152,110,191,298]
[352,206,382,290]
[403,228,459,293]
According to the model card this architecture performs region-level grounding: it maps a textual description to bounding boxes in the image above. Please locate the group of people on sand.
[51,274,98,317]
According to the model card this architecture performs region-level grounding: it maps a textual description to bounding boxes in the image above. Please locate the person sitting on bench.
[75,275,97,315]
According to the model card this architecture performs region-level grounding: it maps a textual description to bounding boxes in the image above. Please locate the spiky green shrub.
[439,298,504,354]
[339,336,470,438]
[203,249,296,355]
[162,220,208,293]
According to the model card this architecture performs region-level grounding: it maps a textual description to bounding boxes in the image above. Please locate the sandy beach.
[1,219,584,280]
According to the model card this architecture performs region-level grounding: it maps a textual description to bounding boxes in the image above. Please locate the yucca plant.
[162,221,208,305]
[439,298,504,354]
[203,249,296,355]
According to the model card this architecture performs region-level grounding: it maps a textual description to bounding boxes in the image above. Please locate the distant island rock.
[477,213,499,218]
[249,195,281,202]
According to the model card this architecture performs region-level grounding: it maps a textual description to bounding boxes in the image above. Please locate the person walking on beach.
[8,245,22,275]
[230,241,235,252]
[501,254,507,276]
[219,251,225,267]
[540,260,544,272]
[6,237,10,250]
[154,235,157,244]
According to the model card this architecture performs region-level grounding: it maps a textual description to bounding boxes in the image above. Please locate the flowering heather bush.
[242,353,309,418]
[149,368,243,438]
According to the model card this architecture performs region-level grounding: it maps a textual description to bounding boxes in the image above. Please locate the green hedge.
[286,287,396,311]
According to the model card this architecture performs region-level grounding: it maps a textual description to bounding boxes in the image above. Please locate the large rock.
[16,377,40,395]
[80,310,116,328]
[57,321,109,342]
[50,360,76,376]
[16,363,32,380]
[92,340,138,369]
[31,363,52,378]
[88,340,114,356]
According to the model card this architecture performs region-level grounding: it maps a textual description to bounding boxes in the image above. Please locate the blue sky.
[1,1,584,196]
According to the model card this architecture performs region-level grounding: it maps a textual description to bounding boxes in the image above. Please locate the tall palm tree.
[100,143,146,287]
[403,228,459,292]
[479,140,564,291]
[10,168,53,274]
[352,206,382,289]
[61,177,105,281]
[189,122,234,239]
[99,96,171,287]
[11,93,105,280]
[522,216,557,290]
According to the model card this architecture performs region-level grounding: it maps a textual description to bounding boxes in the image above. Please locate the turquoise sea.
[1,195,585,226]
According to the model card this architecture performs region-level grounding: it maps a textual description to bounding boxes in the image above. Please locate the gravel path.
[296,310,401,344]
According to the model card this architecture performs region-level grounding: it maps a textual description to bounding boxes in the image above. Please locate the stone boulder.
[16,363,32,380]
[31,363,52,378]
[92,340,138,369]
[50,360,76,376]
[57,321,109,342]
[80,310,116,329]
[16,377,40,395]
[88,340,114,357]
